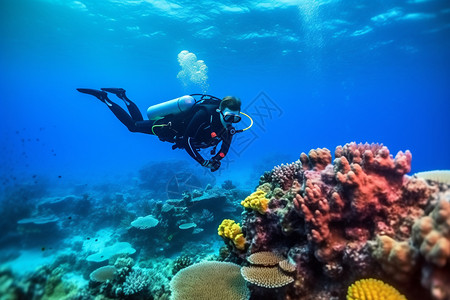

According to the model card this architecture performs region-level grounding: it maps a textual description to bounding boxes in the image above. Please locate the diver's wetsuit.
[101,93,233,166]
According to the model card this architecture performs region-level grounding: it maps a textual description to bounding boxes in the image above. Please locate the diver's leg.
[101,88,143,122]
[77,88,139,132]
[135,120,156,135]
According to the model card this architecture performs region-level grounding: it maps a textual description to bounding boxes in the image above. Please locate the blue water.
[1,0,449,185]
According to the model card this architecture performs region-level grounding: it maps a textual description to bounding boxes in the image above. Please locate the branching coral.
[271,160,302,190]
[122,268,151,296]
[241,190,269,214]
[218,219,247,250]
[172,255,193,275]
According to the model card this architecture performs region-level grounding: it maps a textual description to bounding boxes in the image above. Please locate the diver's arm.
[212,130,233,161]
[182,109,209,165]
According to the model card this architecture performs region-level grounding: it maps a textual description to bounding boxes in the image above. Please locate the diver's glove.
[202,159,221,172]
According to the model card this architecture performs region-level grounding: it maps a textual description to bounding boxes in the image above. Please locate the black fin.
[101,88,126,99]
[77,88,108,102]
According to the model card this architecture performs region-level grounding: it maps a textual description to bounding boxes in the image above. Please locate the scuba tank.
[147,95,196,120]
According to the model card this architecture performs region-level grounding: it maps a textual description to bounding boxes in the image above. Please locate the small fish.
[41,247,46,251]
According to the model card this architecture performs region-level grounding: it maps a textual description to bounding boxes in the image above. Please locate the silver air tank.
[147,95,195,120]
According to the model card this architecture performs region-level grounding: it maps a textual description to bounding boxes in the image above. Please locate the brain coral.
[170,261,249,300]
[347,278,407,300]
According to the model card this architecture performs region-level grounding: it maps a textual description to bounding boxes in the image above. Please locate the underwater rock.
[222,180,237,190]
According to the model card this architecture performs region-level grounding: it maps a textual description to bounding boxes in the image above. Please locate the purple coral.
[271,160,302,191]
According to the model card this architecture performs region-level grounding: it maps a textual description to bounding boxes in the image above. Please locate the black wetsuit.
[107,95,233,166]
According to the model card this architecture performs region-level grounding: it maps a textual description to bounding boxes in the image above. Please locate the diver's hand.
[203,159,221,172]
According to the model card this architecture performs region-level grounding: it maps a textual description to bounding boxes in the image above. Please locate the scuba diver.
[76,88,253,172]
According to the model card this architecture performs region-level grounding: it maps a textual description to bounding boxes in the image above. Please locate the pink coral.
[234,143,444,300]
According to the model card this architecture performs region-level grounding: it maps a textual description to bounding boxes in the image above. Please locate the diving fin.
[101,88,126,100]
[77,88,108,102]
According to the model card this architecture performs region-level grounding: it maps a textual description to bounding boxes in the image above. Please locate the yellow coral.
[347,278,407,300]
[218,219,247,250]
[241,190,269,214]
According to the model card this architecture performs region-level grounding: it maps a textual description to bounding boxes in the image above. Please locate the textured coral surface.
[234,143,449,300]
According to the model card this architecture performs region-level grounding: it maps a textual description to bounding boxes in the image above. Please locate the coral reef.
[347,278,407,300]
[122,268,151,296]
[412,200,450,267]
[241,252,295,288]
[415,170,450,185]
[89,266,117,282]
[241,190,269,214]
[130,215,159,229]
[172,255,193,274]
[2,142,449,300]
[222,143,449,299]
[170,261,249,300]
[218,219,247,251]
[222,180,237,190]
[370,235,418,282]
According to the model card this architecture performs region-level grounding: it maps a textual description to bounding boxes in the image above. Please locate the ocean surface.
[0,0,449,299]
